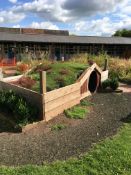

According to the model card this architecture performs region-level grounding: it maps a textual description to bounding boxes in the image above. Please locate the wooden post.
[40,71,46,94]
[103,58,108,71]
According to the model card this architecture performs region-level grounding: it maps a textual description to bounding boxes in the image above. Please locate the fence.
[0,58,16,67]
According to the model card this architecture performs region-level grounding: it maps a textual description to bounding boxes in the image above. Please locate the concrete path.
[119,83,131,93]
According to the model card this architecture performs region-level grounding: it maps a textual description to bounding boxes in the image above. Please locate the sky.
[0,0,131,36]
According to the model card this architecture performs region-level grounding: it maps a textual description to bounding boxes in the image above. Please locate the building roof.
[0,32,131,45]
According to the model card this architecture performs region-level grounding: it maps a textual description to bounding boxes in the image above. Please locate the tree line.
[113,29,131,37]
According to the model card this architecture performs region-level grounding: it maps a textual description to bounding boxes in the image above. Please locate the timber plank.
[45,90,80,112]
[45,97,80,121]
[44,82,80,102]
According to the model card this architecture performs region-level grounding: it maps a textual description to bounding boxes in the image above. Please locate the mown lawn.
[0,123,130,175]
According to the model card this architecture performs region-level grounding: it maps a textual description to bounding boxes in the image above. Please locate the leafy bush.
[101,79,111,89]
[109,69,119,79]
[30,73,40,81]
[110,78,119,90]
[65,106,88,119]
[0,90,38,125]
[102,78,119,91]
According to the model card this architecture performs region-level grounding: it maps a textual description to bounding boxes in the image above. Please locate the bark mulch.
[0,92,131,166]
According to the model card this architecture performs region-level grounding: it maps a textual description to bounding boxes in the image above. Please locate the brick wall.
[0,27,69,36]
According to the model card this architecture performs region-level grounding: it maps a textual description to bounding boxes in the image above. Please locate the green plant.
[81,99,95,106]
[51,124,66,131]
[55,77,66,88]
[101,79,110,89]
[30,73,40,81]
[101,78,119,91]
[110,78,119,90]
[65,106,88,119]
[109,69,119,79]
[28,62,87,92]
[0,90,38,126]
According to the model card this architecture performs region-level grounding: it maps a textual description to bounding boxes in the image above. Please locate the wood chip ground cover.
[0,92,131,168]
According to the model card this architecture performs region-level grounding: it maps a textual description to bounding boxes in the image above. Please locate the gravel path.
[0,92,131,166]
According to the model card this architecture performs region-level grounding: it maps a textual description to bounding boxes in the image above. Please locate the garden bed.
[10,62,88,92]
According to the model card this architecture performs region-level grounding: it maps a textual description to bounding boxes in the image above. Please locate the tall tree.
[113,29,131,37]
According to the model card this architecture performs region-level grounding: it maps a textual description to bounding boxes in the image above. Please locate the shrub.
[19,76,36,89]
[17,63,29,73]
[65,106,88,119]
[101,78,119,91]
[102,79,110,89]
[109,70,119,79]
[0,90,38,125]
[30,73,40,81]
[110,78,119,90]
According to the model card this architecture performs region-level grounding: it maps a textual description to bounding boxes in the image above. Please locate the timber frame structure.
[0,27,131,62]
[1,63,108,121]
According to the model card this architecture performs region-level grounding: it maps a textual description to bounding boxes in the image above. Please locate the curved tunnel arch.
[88,70,100,93]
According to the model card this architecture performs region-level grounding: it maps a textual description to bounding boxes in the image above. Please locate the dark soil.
[0,92,131,166]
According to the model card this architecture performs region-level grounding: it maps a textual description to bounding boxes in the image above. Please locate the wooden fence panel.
[44,82,80,102]
[44,82,81,121]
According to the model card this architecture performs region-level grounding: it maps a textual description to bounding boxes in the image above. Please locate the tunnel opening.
[88,71,99,93]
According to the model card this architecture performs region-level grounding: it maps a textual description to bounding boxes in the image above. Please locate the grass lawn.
[0,123,130,175]
[29,62,88,92]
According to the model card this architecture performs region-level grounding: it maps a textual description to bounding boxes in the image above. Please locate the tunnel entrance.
[88,71,99,93]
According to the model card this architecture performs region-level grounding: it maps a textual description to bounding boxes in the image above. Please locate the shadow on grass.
[0,113,22,133]
[121,113,131,123]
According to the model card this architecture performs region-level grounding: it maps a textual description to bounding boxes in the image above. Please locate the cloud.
[74,15,131,36]
[12,0,128,22]
[8,0,17,3]
[121,5,131,15]
[30,21,59,30]
[0,0,130,36]
[62,0,122,15]
[13,24,21,28]
[0,10,25,24]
